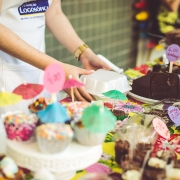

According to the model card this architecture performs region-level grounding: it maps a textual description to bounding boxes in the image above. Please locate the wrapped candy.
[114,122,157,172]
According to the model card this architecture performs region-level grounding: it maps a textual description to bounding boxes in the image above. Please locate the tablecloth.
[71,97,180,180]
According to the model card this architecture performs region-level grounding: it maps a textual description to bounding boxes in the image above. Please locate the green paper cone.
[81,105,116,133]
[102,90,128,100]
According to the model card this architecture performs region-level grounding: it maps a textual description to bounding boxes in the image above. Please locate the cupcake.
[72,105,116,146]
[72,121,106,146]
[62,101,90,122]
[28,97,50,113]
[36,123,73,154]
[3,112,38,141]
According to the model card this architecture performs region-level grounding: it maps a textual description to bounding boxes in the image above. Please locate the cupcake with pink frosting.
[3,112,38,141]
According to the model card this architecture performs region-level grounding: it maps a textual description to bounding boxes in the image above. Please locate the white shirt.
[0,0,52,67]
[0,0,54,115]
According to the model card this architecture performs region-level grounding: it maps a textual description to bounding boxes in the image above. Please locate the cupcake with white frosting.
[36,123,73,154]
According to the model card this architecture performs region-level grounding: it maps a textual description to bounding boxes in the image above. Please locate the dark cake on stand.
[131,72,180,100]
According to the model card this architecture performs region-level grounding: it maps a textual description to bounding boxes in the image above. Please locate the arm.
[0,23,57,70]
[45,0,83,55]
[0,0,2,13]
[161,0,180,11]
[0,23,94,101]
[45,0,111,70]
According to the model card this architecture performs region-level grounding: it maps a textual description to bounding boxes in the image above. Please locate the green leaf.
[168,127,174,135]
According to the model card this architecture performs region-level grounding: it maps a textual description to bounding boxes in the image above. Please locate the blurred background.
[45,0,137,70]
[45,0,180,71]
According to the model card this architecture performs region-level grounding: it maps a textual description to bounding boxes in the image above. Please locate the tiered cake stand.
[6,138,103,180]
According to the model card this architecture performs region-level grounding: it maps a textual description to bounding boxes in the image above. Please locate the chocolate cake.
[121,155,141,171]
[142,157,166,180]
[131,72,180,100]
[133,143,152,167]
[115,140,130,164]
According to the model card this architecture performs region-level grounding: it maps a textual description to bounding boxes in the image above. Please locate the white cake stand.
[6,138,103,180]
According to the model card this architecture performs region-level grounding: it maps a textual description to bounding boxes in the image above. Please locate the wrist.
[74,44,89,61]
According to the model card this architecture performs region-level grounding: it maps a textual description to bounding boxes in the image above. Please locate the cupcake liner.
[4,123,36,141]
[36,136,72,154]
[3,111,38,141]
[73,125,106,146]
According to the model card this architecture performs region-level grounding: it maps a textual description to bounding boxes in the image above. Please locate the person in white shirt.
[0,0,110,114]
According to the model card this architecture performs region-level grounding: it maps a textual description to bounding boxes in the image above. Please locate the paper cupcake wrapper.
[73,125,106,146]
[5,124,36,141]
[36,136,72,154]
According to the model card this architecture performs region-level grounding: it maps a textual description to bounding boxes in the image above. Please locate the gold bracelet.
[74,44,89,61]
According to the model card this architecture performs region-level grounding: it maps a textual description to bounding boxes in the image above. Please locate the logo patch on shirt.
[18,0,49,16]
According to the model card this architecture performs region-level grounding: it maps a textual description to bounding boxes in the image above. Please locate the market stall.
[0,45,180,180]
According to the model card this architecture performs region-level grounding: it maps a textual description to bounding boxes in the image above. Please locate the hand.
[166,29,180,46]
[62,63,95,102]
[161,0,180,11]
[79,48,111,70]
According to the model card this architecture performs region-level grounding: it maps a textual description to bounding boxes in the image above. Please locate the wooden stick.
[169,62,173,73]
[51,93,57,103]
[71,87,74,102]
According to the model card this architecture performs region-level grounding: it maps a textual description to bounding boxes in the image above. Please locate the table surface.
[71,97,180,180]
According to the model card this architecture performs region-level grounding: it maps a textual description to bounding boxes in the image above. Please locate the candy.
[114,101,143,113]
[36,124,73,140]
[62,101,90,121]
[0,157,18,178]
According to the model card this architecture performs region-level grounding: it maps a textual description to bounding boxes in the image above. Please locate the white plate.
[128,92,159,104]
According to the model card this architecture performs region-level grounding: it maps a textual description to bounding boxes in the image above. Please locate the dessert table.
[71,96,180,180]
[2,77,180,180]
